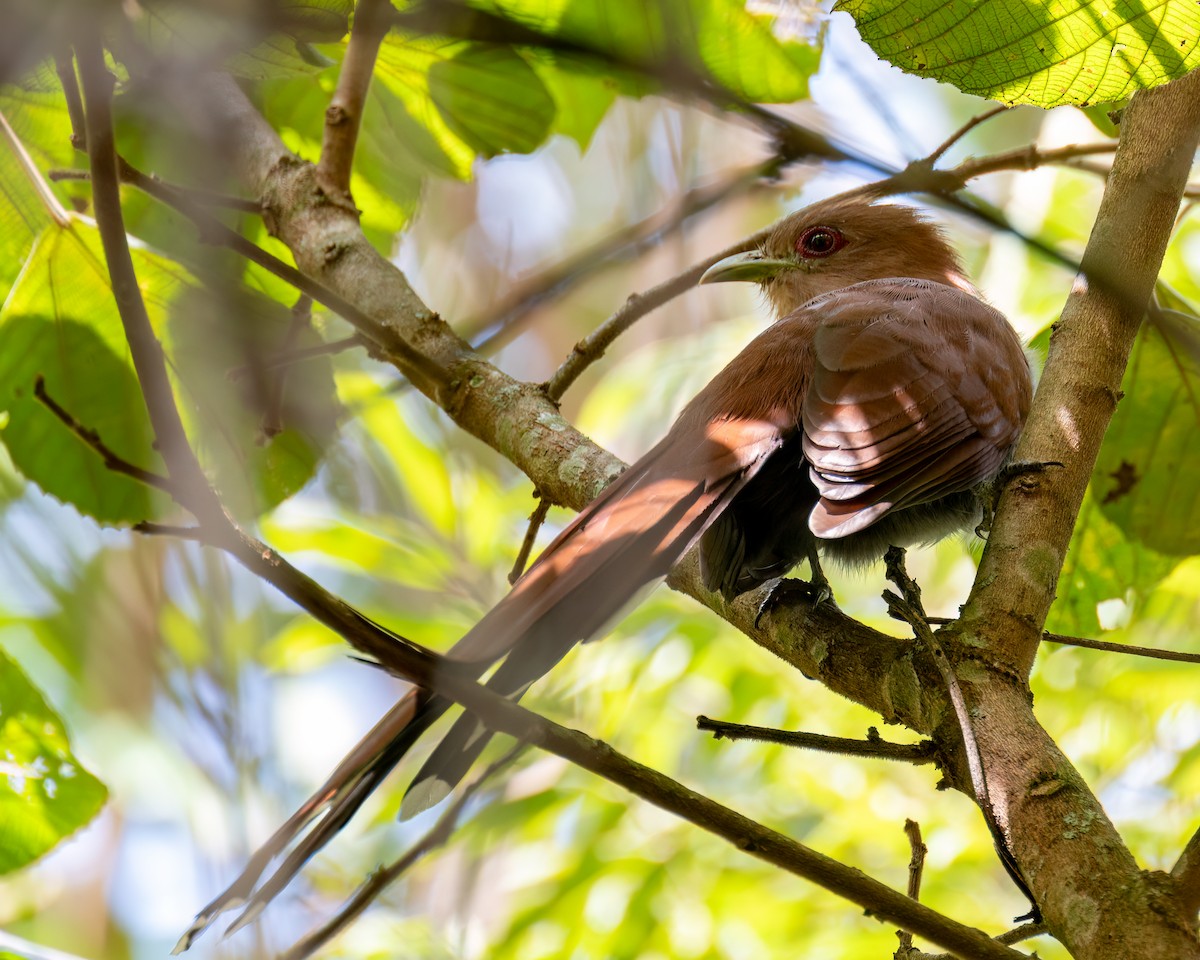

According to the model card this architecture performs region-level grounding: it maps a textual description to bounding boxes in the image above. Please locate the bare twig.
[905,819,927,900]
[53,51,86,151]
[259,294,313,441]
[508,495,551,584]
[75,156,450,395]
[926,106,1011,167]
[318,0,391,199]
[33,375,174,495]
[896,819,928,954]
[48,165,262,212]
[544,222,774,400]
[228,334,364,381]
[132,522,209,541]
[697,717,936,764]
[883,548,1039,923]
[468,158,779,352]
[1043,633,1200,664]
[277,746,525,960]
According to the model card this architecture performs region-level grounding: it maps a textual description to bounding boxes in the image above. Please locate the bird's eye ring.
[796,225,845,259]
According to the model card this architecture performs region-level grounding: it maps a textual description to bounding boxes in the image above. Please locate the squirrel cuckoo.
[178,197,1032,946]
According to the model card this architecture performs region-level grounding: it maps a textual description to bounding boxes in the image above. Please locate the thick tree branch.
[936,71,1200,960]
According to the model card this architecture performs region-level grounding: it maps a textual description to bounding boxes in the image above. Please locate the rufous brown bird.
[178,196,1033,948]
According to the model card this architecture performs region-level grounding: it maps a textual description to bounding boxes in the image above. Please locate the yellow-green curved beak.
[699,251,794,284]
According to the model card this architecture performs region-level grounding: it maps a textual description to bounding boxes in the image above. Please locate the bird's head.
[700,198,970,317]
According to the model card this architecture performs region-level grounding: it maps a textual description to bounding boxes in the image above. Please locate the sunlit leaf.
[0,220,339,524]
[473,0,821,102]
[427,43,556,157]
[1094,310,1200,555]
[0,646,106,874]
[839,0,1200,107]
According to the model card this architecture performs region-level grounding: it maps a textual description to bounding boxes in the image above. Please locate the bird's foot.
[975,459,1065,538]
[753,575,834,628]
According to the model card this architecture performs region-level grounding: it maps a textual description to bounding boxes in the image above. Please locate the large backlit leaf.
[1094,310,1200,555]
[0,220,339,524]
[427,43,557,157]
[838,0,1200,107]
[0,224,169,524]
[0,646,107,874]
[474,0,821,102]
[135,0,351,79]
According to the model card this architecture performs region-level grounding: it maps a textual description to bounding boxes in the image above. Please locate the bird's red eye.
[796,225,845,259]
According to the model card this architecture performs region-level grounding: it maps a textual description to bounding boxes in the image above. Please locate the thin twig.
[48,165,262,212]
[697,717,936,764]
[33,375,175,494]
[318,0,391,198]
[259,294,313,441]
[544,223,773,401]
[896,819,928,954]
[53,50,86,150]
[926,105,1011,167]
[278,745,525,960]
[883,547,1040,924]
[79,156,450,394]
[132,522,209,541]
[508,495,550,584]
[1042,633,1200,664]
[467,158,779,351]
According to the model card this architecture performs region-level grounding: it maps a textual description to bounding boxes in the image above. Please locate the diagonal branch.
[75,39,225,527]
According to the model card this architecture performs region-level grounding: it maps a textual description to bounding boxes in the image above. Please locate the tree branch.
[938,70,1200,960]
[696,717,936,764]
[76,38,225,527]
[317,0,391,200]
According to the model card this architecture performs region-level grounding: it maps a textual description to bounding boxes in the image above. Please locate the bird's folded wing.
[800,280,1026,539]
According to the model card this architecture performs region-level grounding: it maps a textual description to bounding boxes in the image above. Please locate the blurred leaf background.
[1,2,1198,959]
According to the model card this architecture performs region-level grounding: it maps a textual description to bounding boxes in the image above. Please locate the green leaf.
[838,0,1200,107]
[1094,310,1200,555]
[475,0,820,102]
[134,0,348,79]
[0,220,340,524]
[0,314,165,523]
[0,645,107,874]
[1048,489,1178,636]
[164,285,342,520]
[427,43,556,157]
[0,224,170,524]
